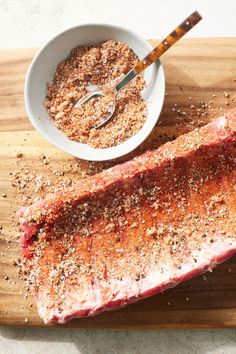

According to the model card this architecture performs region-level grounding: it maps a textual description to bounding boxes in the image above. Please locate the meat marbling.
[18,111,236,324]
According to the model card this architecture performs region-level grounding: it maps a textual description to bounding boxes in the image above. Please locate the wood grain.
[0,38,236,328]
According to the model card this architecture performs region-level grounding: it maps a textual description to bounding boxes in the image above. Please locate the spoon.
[74,11,202,129]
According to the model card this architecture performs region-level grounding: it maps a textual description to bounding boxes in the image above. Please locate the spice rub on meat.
[18,110,236,324]
[44,40,147,148]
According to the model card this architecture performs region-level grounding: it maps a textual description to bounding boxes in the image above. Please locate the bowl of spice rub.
[25,23,165,161]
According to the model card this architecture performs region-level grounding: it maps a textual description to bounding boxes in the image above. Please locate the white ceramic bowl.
[25,24,165,161]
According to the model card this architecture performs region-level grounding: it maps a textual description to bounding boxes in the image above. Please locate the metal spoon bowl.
[74,70,136,128]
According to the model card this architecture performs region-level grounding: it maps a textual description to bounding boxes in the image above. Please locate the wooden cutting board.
[0,38,236,328]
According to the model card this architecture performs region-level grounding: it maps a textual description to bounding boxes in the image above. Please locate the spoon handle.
[134,11,202,74]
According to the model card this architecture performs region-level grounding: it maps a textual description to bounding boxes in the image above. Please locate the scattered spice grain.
[16,152,23,158]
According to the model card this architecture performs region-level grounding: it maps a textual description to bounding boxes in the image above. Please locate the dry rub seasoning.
[45,40,147,148]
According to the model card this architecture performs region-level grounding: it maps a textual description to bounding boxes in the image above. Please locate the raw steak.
[18,111,236,324]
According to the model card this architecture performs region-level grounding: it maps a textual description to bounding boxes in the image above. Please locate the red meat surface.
[18,111,236,324]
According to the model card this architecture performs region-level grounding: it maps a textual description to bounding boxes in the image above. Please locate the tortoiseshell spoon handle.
[134,11,202,74]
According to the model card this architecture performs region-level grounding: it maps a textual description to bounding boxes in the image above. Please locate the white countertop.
[1,0,236,49]
[1,327,236,354]
[1,0,236,353]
